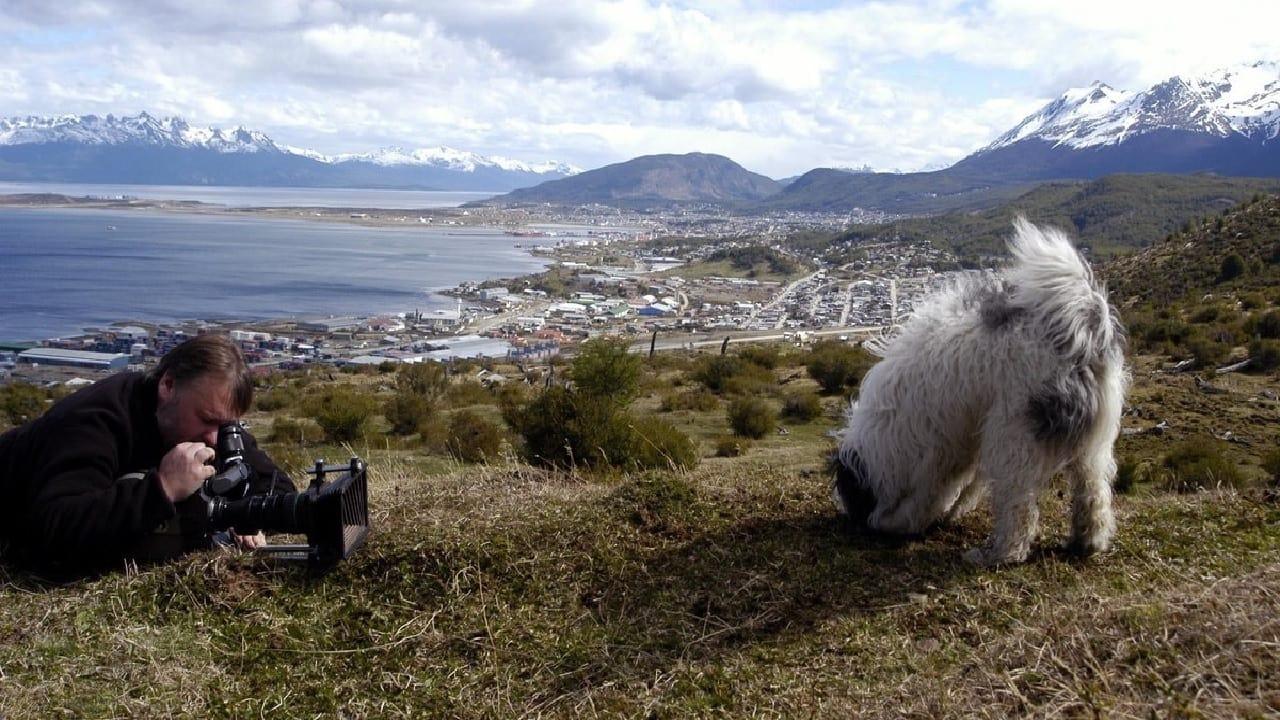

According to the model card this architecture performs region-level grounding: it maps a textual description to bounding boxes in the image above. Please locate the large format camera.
[201,422,371,571]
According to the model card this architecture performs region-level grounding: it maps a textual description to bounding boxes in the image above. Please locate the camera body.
[202,422,371,571]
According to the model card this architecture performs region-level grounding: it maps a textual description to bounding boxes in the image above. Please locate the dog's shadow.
[566,512,984,681]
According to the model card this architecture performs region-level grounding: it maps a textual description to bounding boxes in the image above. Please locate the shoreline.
[0,193,589,347]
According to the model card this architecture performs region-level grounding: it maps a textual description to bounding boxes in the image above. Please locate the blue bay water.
[0,207,549,342]
[0,181,499,208]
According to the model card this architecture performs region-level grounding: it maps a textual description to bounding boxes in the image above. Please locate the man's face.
[155,372,238,448]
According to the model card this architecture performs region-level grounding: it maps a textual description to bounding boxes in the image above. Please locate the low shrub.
[628,414,700,471]
[445,380,493,408]
[507,387,698,471]
[268,417,319,444]
[781,389,823,422]
[1254,310,1280,340]
[736,344,780,370]
[805,341,875,395]
[0,382,47,425]
[1249,338,1280,372]
[1261,448,1280,483]
[1159,437,1245,492]
[715,436,749,457]
[727,396,777,439]
[445,410,506,464]
[303,385,378,442]
[660,388,719,413]
[254,386,298,412]
[384,393,437,436]
[1185,336,1231,370]
[693,355,745,393]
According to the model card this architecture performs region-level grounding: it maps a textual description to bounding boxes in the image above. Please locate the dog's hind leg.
[1065,449,1116,556]
[965,427,1052,566]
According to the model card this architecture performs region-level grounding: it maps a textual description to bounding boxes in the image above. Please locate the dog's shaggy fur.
[832,219,1128,565]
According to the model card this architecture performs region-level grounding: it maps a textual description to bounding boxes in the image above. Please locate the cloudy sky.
[3,0,1279,177]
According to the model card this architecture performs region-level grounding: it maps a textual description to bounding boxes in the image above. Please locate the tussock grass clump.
[1159,436,1246,492]
[660,387,719,413]
[267,416,320,444]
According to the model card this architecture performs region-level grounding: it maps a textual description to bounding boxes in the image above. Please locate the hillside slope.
[486,153,781,207]
[825,175,1280,261]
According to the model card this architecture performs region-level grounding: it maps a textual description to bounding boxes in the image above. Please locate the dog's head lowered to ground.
[830,218,1128,566]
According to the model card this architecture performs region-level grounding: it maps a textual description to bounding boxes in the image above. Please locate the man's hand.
[231,531,266,550]
[156,442,215,502]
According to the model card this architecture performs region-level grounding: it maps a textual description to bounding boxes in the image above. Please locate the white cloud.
[1,1,1278,176]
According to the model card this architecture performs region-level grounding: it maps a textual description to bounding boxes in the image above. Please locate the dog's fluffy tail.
[1007,217,1122,367]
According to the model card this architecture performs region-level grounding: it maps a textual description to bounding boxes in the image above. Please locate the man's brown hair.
[148,334,253,415]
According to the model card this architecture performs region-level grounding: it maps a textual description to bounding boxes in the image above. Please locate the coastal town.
[0,200,960,387]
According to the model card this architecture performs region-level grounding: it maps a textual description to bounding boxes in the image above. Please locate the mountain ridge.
[0,112,579,191]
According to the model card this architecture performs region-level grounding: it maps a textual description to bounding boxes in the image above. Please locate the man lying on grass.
[0,334,295,576]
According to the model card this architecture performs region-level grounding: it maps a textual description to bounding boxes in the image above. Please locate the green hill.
[826,174,1280,262]
[483,153,782,207]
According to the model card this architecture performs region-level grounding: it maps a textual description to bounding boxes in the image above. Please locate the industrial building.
[18,348,131,371]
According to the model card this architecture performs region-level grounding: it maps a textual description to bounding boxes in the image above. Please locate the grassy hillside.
[826,174,1280,262]
[2,332,1278,716]
[1104,192,1280,375]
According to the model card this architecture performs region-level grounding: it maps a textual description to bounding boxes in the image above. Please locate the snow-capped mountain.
[952,61,1280,180]
[982,61,1280,152]
[0,112,282,153]
[0,112,579,191]
[317,146,579,176]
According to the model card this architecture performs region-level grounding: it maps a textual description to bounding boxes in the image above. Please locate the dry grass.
[2,356,1278,718]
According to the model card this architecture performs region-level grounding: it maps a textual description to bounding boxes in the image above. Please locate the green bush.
[805,341,875,395]
[1238,292,1267,310]
[627,414,699,471]
[268,416,319,444]
[1185,336,1230,369]
[507,386,697,471]
[727,396,777,439]
[508,387,631,469]
[1249,338,1280,372]
[781,389,823,422]
[445,380,493,408]
[1255,310,1280,340]
[384,393,438,435]
[660,388,719,412]
[304,386,378,442]
[416,415,451,454]
[396,362,448,400]
[0,382,47,425]
[715,436,749,457]
[692,355,746,393]
[1113,456,1146,495]
[1160,437,1245,492]
[1217,253,1246,283]
[445,410,506,464]
[736,344,780,370]
[254,385,298,412]
[569,336,642,403]
[1262,448,1280,483]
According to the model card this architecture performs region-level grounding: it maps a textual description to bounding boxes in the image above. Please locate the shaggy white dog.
[832,219,1128,565]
